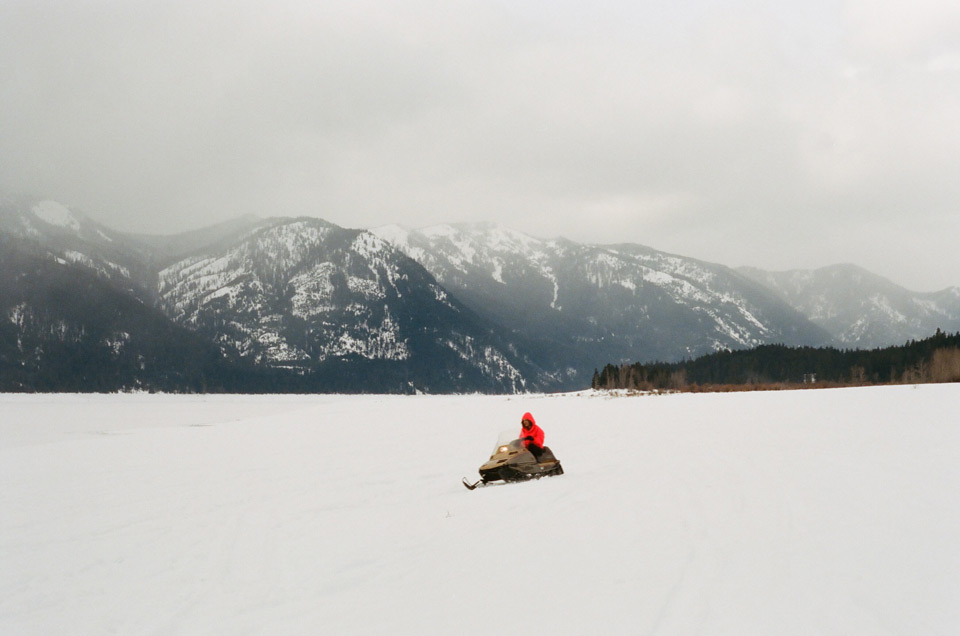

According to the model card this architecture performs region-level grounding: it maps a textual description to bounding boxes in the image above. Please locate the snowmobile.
[462,431,564,490]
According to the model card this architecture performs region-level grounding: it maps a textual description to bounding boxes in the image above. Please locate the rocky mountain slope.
[156,217,548,392]
[0,199,547,392]
[372,223,831,384]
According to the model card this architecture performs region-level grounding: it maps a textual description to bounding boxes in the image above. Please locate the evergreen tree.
[592,331,960,390]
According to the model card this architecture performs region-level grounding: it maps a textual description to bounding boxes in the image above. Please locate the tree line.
[592,329,960,391]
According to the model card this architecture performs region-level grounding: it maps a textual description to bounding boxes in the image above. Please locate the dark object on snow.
[462,434,563,490]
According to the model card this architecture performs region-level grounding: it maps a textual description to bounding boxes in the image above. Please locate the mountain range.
[2,196,957,392]
[738,265,960,349]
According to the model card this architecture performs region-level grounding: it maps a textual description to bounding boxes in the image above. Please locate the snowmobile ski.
[462,477,484,490]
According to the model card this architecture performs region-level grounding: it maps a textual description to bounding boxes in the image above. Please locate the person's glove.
[522,436,534,442]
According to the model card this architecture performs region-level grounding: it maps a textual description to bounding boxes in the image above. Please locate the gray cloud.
[2,0,958,291]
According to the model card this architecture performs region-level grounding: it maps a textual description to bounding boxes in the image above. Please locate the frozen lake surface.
[2,385,958,634]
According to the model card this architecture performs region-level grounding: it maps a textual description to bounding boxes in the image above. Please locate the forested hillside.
[593,330,960,391]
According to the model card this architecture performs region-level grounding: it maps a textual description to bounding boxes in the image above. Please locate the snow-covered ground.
[2,385,958,635]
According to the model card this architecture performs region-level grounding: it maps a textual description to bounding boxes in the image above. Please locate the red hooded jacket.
[520,412,544,449]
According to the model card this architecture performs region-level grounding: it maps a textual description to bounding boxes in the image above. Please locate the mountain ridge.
[371,222,833,384]
[2,197,957,392]
[738,263,960,348]
[1,201,553,392]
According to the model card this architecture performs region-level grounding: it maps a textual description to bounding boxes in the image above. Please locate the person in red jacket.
[520,412,545,461]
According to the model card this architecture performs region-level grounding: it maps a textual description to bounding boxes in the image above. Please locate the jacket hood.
[521,412,536,427]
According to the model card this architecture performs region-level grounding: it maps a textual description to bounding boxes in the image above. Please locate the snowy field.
[2,385,958,635]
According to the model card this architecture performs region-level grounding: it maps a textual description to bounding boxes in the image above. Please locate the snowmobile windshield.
[493,431,523,454]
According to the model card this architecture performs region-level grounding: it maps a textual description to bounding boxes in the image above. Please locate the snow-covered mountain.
[157,217,547,392]
[1,199,550,392]
[372,223,831,382]
[0,232,245,392]
[0,196,155,296]
[4,195,957,392]
[739,264,960,348]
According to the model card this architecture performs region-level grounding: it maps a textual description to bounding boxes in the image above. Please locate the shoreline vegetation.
[592,330,960,393]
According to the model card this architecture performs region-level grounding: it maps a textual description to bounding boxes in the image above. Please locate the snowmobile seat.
[538,446,557,463]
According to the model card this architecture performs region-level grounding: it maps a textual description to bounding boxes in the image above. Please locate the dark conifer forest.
[592,330,960,391]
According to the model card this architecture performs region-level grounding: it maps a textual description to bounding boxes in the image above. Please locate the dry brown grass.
[682,381,847,393]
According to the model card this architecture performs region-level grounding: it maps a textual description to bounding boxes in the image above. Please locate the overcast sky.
[2,0,959,291]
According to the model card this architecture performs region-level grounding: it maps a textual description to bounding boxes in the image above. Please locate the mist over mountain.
[371,223,831,385]
[1,197,957,392]
[739,265,960,349]
[0,233,242,392]
[0,199,549,392]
